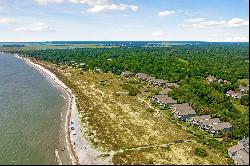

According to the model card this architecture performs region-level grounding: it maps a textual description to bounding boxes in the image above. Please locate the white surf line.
[15,54,78,165]
[61,94,66,100]
[55,149,63,165]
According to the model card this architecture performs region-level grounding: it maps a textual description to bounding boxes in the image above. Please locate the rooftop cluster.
[228,137,249,165]
[226,84,249,99]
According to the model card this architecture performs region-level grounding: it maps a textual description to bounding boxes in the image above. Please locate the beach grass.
[112,142,232,165]
[32,59,232,165]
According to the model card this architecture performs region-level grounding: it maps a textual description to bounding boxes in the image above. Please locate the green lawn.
[233,102,249,114]
[238,79,249,86]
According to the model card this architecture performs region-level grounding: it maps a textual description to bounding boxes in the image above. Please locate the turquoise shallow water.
[0,53,70,165]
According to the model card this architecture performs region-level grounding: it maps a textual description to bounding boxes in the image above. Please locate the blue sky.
[0,0,249,42]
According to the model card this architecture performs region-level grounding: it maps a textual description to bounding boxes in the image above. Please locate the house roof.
[193,115,211,121]
[154,95,167,99]
[178,109,196,116]
[240,137,249,146]
[166,83,179,88]
[212,122,232,131]
[237,149,249,165]
[227,90,236,95]
[206,75,218,81]
[146,76,156,81]
[136,73,148,79]
[122,71,134,76]
[239,85,249,91]
[159,88,172,95]
[155,79,167,84]
[201,118,221,125]
[173,103,196,115]
[154,95,177,104]
[228,144,244,153]
[235,92,243,98]
[173,103,193,111]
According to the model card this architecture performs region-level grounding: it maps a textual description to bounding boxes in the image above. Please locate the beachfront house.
[166,83,179,89]
[199,118,221,131]
[239,85,249,93]
[206,75,218,84]
[228,137,249,165]
[121,71,134,78]
[235,92,243,99]
[226,90,236,98]
[210,122,232,136]
[226,90,243,99]
[189,115,211,126]
[135,72,168,87]
[171,103,196,121]
[146,76,156,83]
[147,76,156,83]
[152,95,177,108]
[155,79,167,87]
[148,78,168,87]
[136,73,148,81]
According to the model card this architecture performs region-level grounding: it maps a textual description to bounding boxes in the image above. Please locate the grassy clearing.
[233,102,249,114]
[34,59,231,165]
[238,79,249,86]
[112,142,231,165]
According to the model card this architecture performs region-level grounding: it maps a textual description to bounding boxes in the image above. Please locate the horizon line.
[0,40,249,43]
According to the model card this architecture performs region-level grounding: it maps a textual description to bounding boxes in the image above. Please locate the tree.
[240,94,249,106]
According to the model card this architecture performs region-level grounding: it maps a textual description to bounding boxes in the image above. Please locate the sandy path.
[15,54,110,165]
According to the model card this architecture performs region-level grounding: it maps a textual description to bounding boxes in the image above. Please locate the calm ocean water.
[0,53,70,164]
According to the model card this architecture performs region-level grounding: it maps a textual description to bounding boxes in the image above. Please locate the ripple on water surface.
[0,53,70,165]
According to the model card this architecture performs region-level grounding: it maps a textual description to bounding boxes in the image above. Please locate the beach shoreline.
[15,54,111,165]
[15,54,79,165]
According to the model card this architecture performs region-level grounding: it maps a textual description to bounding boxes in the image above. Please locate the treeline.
[18,44,249,83]
[14,43,249,139]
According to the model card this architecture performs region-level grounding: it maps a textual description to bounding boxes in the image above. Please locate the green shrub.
[122,83,140,96]
[146,107,154,113]
[195,147,208,157]
[240,94,249,106]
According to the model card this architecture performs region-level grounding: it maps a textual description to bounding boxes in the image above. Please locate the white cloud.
[227,18,249,27]
[182,17,249,29]
[35,0,64,5]
[158,10,176,17]
[225,36,249,42]
[35,0,139,12]
[186,18,204,23]
[152,30,165,38]
[0,17,16,24]
[191,20,226,29]
[87,4,138,13]
[69,0,138,13]
[14,22,54,32]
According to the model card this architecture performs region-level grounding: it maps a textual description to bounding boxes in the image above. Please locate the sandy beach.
[15,54,110,165]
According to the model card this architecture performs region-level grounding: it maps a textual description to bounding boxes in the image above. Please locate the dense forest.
[11,43,249,139]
